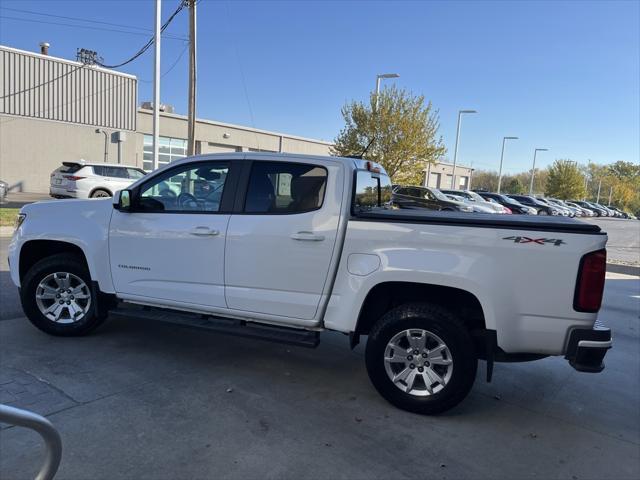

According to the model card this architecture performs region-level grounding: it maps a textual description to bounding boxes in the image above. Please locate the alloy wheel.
[35,272,92,324]
[384,329,454,396]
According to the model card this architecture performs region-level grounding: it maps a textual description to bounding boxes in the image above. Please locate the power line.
[138,44,189,83]
[95,1,186,69]
[0,6,187,40]
[0,15,186,41]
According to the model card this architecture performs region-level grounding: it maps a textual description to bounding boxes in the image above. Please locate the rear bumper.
[565,321,611,373]
[49,186,77,198]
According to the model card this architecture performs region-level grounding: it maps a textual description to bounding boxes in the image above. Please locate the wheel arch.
[90,187,113,198]
[354,281,486,337]
[19,240,90,284]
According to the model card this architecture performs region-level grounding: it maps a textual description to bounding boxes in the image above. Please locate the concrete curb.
[607,263,640,276]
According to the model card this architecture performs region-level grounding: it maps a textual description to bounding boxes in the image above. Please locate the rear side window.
[354,170,392,212]
[244,162,327,214]
[104,166,129,178]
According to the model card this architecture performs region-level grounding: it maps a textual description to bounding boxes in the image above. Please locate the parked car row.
[391,185,637,219]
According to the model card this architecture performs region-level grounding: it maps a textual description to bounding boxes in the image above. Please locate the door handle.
[190,227,220,237]
[291,231,325,242]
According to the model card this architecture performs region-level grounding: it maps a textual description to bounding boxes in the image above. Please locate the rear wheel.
[90,189,111,198]
[365,303,477,415]
[21,254,105,336]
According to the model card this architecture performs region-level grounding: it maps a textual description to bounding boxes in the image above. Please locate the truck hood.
[20,198,114,225]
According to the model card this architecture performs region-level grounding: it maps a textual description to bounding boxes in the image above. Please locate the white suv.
[50,161,146,199]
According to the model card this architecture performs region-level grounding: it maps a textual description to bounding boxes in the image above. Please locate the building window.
[143,135,187,171]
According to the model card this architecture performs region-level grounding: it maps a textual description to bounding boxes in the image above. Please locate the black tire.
[21,253,105,336]
[90,189,111,198]
[365,303,477,415]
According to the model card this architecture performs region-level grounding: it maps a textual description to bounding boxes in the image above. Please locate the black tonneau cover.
[353,209,603,235]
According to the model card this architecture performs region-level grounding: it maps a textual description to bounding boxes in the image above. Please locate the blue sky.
[1,0,638,173]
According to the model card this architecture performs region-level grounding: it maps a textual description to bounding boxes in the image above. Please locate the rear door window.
[103,167,129,178]
[244,162,327,214]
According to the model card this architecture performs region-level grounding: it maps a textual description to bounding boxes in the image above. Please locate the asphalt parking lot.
[1,235,639,479]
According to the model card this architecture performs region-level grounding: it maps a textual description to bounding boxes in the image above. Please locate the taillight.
[63,175,85,181]
[574,249,606,312]
[504,207,512,214]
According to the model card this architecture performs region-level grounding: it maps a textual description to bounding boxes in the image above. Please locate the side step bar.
[110,306,321,349]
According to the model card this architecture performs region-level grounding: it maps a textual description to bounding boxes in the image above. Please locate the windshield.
[428,188,449,201]
[501,195,524,207]
[353,170,393,212]
[467,191,485,202]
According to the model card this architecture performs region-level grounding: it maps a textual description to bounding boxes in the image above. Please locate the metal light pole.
[374,73,399,111]
[187,0,197,156]
[152,0,161,170]
[608,186,613,206]
[529,148,548,195]
[497,136,518,194]
[596,179,602,203]
[451,109,477,189]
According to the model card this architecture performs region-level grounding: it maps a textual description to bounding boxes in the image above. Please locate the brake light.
[504,207,512,214]
[574,249,606,312]
[63,175,86,181]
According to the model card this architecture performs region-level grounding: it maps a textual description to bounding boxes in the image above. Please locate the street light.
[529,148,549,195]
[496,136,519,193]
[451,109,477,188]
[375,73,399,111]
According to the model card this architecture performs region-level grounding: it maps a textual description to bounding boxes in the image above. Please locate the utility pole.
[596,179,602,203]
[608,186,613,206]
[152,0,161,170]
[451,110,477,189]
[187,0,197,156]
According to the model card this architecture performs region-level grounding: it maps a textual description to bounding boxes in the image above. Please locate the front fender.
[9,199,115,293]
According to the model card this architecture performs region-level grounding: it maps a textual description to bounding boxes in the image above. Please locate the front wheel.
[365,303,477,415]
[21,253,105,336]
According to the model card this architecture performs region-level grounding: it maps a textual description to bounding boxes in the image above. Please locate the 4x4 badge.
[503,236,565,246]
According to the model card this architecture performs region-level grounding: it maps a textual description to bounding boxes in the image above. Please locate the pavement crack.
[14,367,82,404]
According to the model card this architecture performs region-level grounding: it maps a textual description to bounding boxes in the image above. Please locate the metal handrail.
[0,404,62,480]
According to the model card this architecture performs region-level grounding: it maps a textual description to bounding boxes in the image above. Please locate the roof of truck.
[159,152,389,176]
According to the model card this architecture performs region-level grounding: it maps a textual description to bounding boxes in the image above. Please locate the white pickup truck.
[8,153,611,414]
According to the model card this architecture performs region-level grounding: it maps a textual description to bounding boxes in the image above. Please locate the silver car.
[0,180,8,202]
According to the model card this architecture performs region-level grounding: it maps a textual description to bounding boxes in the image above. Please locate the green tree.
[545,160,586,199]
[606,161,640,211]
[504,177,525,194]
[332,85,446,184]
[470,170,499,191]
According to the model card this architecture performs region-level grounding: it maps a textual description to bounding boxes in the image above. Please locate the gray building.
[0,45,332,193]
[424,160,474,190]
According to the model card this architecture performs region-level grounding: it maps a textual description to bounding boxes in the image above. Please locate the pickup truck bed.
[355,209,603,234]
